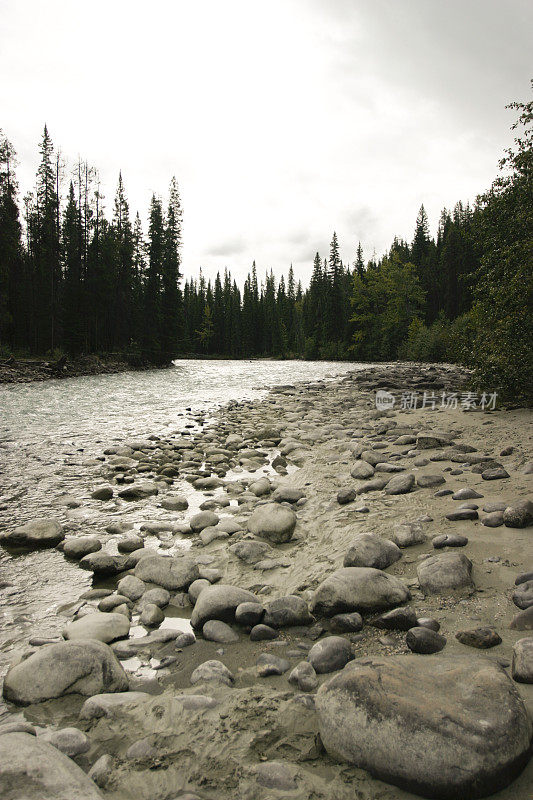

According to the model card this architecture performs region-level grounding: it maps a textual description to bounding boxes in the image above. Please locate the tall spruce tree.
[161,177,182,358]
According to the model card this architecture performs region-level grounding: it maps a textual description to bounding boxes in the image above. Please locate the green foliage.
[350,252,425,359]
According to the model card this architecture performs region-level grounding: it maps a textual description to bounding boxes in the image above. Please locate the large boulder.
[343,532,401,570]
[191,584,257,629]
[63,612,130,643]
[0,518,64,549]
[134,554,199,590]
[310,568,410,617]
[315,654,532,800]
[417,552,474,594]
[247,503,297,544]
[0,732,105,799]
[2,640,128,705]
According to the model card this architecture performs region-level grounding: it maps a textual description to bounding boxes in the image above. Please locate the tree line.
[0,126,183,364]
[0,83,531,400]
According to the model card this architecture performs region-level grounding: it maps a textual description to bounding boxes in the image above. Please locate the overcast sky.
[1,0,531,286]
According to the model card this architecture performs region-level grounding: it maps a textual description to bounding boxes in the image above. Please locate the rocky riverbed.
[0,362,532,800]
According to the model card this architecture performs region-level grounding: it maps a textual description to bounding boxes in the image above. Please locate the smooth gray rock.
[188,578,211,603]
[452,488,483,501]
[63,536,102,559]
[315,654,532,800]
[256,653,290,676]
[175,631,196,648]
[160,494,189,511]
[235,601,265,626]
[63,612,130,643]
[229,540,273,564]
[263,595,313,628]
[385,473,415,495]
[247,503,297,544]
[481,511,504,527]
[250,624,279,641]
[88,754,114,789]
[417,474,446,488]
[311,568,410,617]
[330,612,363,633]
[482,468,510,481]
[390,521,426,548]
[272,487,306,503]
[189,511,219,532]
[416,433,452,449]
[98,595,130,613]
[0,518,64,549]
[2,640,128,705]
[79,551,132,576]
[417,552,474,594]
[337,487,356,504]
[140,603,164,627]
[48,727,90,757]
[190,659,234,686]
[446,509,479,521]
[117,535,143,553]
[343,532,401,569]
[513,580,533,610]
[202,620,239,643]
[288,660,318,692]
[512,637,533,683]
[432,533,468,548]
[118,481,159,499]
[191,584,257,628]
[0,732,105,799]
[140,587,170,608]
[406,627,446,654]
[91,486,114,501]
[308,636,353,673]
[510,607,533,631]
[117,574,146,601]
[249,477,271,497]
[134,554,199,590]
[350,462,375,479]
[372,607,418,631]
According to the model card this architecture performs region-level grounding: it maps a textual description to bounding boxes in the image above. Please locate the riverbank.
[0,362,532,800]
[0,354,173,384]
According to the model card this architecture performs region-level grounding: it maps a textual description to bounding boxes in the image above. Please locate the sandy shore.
[1,362,532,800]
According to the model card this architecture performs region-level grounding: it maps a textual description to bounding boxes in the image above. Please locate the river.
[0,359,361,678]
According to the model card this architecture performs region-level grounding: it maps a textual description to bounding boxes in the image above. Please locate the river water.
[0,359,360,678]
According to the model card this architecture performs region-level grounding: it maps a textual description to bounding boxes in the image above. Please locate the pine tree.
[62,182,84,353]
[112,172,134,349]
[33,125,61,352]
[0,131,23,348]
[142,194,165,359]
[161,176,183,358]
